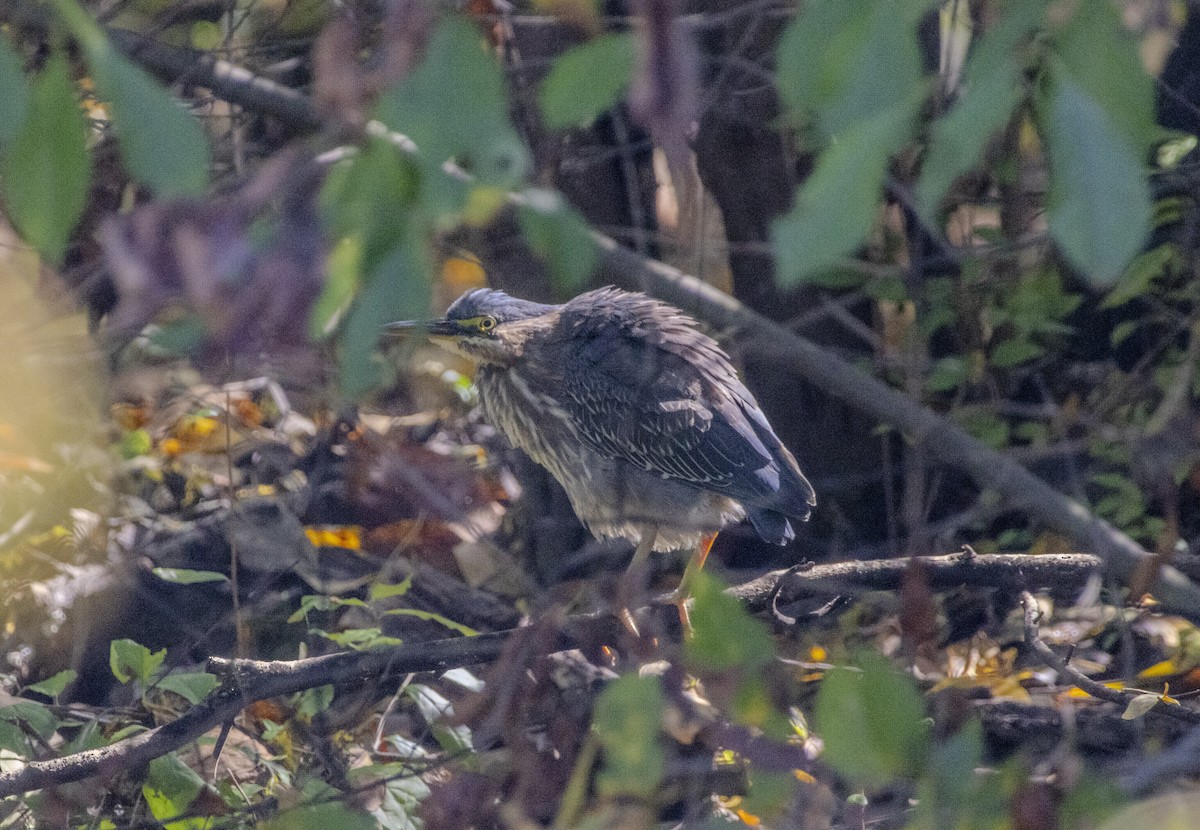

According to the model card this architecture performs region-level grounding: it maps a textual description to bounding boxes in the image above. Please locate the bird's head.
[385,288,559,366]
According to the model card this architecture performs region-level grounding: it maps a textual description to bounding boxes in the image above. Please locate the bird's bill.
[382,318,461,338]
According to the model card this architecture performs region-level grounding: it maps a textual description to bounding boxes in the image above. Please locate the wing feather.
[555,290,810,514]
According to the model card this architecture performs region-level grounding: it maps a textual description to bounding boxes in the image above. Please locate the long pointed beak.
[382,318,460,338]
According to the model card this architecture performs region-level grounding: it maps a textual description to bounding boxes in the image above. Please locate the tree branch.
[105,28,321,131]
[0,631,519,799]
[732,550,1102,613]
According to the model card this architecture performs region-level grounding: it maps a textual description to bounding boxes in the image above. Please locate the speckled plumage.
[425,286,815,552]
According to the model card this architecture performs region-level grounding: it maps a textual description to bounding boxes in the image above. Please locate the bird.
[387,286,815,627]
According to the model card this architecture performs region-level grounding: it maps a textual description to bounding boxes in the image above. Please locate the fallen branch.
[733,550,1102,614]
[1019,592,1200,725]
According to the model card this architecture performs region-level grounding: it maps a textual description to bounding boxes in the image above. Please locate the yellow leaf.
[441,253,487,292]
[1138,659,1179,679]
[736,809,762,827]
[304,526,362,550]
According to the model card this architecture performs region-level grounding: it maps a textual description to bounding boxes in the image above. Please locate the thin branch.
[0,631,519,800]
[1019,591,1200,725]
[105,28,321,131]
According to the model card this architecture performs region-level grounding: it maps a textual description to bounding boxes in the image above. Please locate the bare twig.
[1019,591,1200,725]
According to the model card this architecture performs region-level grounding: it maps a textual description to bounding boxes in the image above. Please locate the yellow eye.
[478,316,497,332]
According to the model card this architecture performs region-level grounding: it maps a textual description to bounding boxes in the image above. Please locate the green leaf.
[1,53,90,265]
[539,33,635,129]
[25,670,77,699]
[776,0,927,138]
[316,627,404,649]
[349,764,431,830]
[152,567,229,584]
[1052,0,1156,155]
[1110,320,1138,347]
[310,235,362,339]
[1104,244,1180,309]
[155,672,219,705]
[740,770,798,823]
[383,608,479,637]
[772,103,915,285]
[0,701,61,740]
[110,639,166,685]
[1039,66,1151,287]
[951,407,1009,449]
[143,754,208,830]
[516,189,598,292]
[991,336,1042,368]
[0,720,29,757]
[375,17,529,185]
[296,684,334,719]
[369,576,413,600]
[684,571,774,671]
[50,0,210,195]
[0,32,30,146]
[915,0,1042,218]
[319,140,419,251]
[814,651,929,787]
[926,356,967,392]
[339,228,432,401]
[405,684,473,753]
[592,674,664,799]
[913,719,996,828]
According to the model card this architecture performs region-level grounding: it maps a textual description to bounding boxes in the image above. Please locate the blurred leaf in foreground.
[814,650,929,788]
[1,53,90,265]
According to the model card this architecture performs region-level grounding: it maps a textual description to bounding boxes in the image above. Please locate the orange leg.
[674,531,718,631]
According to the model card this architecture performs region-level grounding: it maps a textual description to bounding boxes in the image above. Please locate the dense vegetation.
[2,0,1200,827]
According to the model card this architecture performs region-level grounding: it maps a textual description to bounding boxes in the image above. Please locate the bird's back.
[534,288,815,542]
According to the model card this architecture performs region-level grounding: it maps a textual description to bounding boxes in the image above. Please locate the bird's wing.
[559,305,802,510]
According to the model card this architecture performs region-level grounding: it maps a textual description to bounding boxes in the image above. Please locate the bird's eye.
[478,316,497,333]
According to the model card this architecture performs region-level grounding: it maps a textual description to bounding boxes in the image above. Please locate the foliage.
[0,0,1195,827]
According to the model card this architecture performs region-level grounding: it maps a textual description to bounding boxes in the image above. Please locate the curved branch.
[0,632,518,799]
